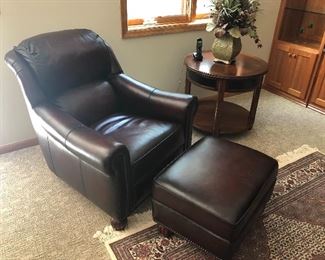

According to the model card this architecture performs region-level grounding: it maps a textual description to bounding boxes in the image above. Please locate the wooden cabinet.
[266,43,318,99]
[265,0,325,113]
[286,47,317,99]
[266,42,292,91]
[309,53,325,111]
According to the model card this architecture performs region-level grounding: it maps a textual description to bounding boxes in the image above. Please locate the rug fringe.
[276,145,319,168]
[93,211,153,243]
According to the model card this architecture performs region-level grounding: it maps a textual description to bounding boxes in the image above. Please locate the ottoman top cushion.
[153,137,278,239]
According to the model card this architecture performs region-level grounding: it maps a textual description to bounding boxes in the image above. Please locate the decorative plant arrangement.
[206,0,262,64]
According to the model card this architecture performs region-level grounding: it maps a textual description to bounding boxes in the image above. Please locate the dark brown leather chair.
[5,29,197,230]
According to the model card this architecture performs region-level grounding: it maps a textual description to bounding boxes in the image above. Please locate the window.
[120,0,210,38]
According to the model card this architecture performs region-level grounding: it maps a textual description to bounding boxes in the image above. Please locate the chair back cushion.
[7,29,123,125]
[53,80,120,126]
[14,29,122,98]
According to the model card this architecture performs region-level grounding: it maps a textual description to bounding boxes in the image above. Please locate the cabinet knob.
[292,54,297,58]
[288,52,292,57]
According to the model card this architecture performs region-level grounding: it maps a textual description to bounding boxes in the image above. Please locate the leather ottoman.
[152,137,278,259]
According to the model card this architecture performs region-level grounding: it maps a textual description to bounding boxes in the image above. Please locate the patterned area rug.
[94,145,325,260]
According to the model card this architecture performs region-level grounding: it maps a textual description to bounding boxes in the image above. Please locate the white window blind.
[121,0,209,38]
[127,0,186,20]
[196,0,210,15]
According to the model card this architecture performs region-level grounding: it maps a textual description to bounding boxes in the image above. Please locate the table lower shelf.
[193,96,250,135]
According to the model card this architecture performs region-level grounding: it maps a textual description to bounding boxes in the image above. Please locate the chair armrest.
[110,74,198,125]
[149,88,198,125]
[34,103,130,173]
[34,103,83,145]
[65,127,130,173]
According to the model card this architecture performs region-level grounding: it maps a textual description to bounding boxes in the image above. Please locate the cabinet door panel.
[287,48,317,99]
[311,55,325,108]
[266,43,292,91]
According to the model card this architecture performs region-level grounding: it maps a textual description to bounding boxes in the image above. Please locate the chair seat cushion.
[93,113,184,180]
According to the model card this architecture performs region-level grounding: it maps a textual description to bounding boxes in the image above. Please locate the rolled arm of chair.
[34,103,84,145]
[34,103,130,173]
[148,88,198,149]
[110,74,198,125]
[65,127,130,173]
[149,88,198,125]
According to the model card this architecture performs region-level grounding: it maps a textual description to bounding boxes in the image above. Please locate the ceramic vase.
[211,34,242,64]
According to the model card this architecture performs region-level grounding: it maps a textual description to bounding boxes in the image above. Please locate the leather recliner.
[5,29,198,230]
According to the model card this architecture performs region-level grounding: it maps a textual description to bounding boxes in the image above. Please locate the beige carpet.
[218,90,325,156]
[0,90,324,259]
[0,146,109,260]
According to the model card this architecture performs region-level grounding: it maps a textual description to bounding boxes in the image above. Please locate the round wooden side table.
[184,51,268,136]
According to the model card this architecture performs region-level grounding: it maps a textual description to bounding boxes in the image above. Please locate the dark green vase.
[211,34,242,64]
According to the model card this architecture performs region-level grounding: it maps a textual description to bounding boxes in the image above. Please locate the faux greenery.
[206,0,262,48]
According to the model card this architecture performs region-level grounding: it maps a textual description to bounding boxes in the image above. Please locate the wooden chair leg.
[158,225,173,238]
[111,218,127,231]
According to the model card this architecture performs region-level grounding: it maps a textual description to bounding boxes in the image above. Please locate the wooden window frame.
[120,0,209,38]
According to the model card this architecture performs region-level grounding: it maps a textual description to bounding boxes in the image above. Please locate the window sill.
[122,19,209,39]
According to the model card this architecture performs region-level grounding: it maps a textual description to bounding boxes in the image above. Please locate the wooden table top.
[184,51,268,80]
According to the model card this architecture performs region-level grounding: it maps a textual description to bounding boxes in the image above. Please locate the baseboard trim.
[0,138,38,155]
[307,103,325,115]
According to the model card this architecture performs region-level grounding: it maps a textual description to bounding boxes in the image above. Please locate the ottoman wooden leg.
[158,225,173,238]
[111,218,127,231]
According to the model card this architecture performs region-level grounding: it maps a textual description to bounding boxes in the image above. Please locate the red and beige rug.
[94,145,325,260]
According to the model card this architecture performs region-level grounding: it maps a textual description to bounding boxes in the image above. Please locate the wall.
[241,0,282,61]
[0,0,281,146]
